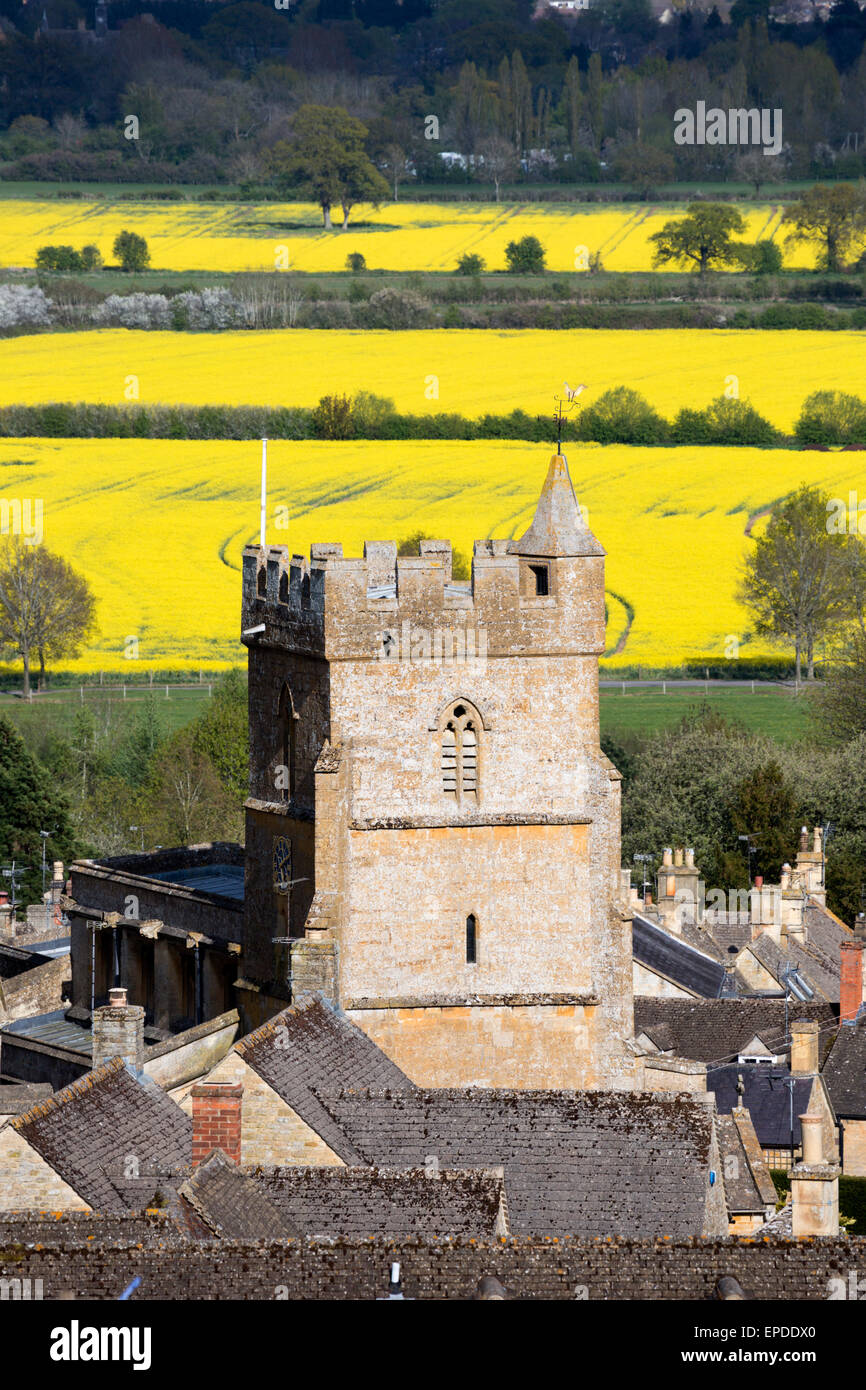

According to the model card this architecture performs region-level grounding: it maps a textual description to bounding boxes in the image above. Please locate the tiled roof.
[822,1017,866,1117]
[715,1114,764,1214]
[746,924,843,1003]
[12,1059,192,1211]
[314,1088,717,1238]
[633,914,729,998]
[180,1151,296,1239]
[254,1165,508,1238]
[706,1064,813,1149]
[235,993,413,1162]
[634,999,836,1066]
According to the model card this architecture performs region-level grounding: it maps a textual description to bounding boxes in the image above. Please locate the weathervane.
[553,382,587,452]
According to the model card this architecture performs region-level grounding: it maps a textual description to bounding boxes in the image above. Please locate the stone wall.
[0,1227,864,1300]
[0,955,67,1024]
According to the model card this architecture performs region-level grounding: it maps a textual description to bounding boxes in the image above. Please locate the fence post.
[123,685,126,699]
[80,686,83,703]
[165,685,169,699]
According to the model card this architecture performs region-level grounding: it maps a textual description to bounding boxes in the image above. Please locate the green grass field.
[600,686,816,743]
[0,686,215,743]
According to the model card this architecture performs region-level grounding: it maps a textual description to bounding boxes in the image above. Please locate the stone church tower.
[240,453,635,1090]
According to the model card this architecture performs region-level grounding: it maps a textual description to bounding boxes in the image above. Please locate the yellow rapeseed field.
[0,197,813,273]
[0,438,860,671]
[0,328,861,431]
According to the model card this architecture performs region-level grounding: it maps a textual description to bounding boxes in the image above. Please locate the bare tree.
[476,135,519,202]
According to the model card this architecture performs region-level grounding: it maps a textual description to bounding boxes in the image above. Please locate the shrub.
[794,390,866,446]
[505,235,546,273]
[749,239,784,274]
[456,253,485,275]
[35,244,83,272]
[0,284,54,330]
[171,288,242,331]
[671,395,781,446]
[310,394,355,440]
[575,387,669,445]
[345,252,366,273]
[363,288,432,329]
[91,293,172,329]
[112,230,150,272]
[350,391,396,435]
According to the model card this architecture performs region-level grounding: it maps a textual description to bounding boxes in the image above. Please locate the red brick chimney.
[190,1083,243,1166]
[840,939,866,1024]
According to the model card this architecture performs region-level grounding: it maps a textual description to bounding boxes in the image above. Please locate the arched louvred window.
[466,913,478,965]
[441,724,458,796]
[439,700,482,802]
[461,724,477,795]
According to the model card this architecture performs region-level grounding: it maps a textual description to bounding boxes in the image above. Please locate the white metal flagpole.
[260,437,268,548]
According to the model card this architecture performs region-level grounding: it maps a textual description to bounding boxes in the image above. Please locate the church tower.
[240,453,635,1089]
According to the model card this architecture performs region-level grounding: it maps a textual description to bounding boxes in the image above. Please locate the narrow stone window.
[278,685,297,801]
[440,701,481,802]
[529,562,549,596]
[257,565,267,597]
[466,913,477,965]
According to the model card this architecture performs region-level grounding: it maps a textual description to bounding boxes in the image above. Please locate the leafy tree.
[398,529,470,581]
[456,252,485,275]
[505,234,546,273]
[191,669,248,803]
[815,631,866,742]
[36,244,82,271]
[649,202,747,274]
[794,390,866,447]
[575,387,668,445]
[613,144,674,200]
[0,715,75,904]
[144,729,241,846]
[270,105,389,231]
[738,485,857,683]
[113,230,150,272]
[0,539,97,698]
[670,395,780,446]
[345,252,367,272]
[782,184,866,272]
[728,760,802,883]
[747,239,783,274]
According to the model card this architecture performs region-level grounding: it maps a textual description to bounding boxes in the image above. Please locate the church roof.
[509,453,604,559]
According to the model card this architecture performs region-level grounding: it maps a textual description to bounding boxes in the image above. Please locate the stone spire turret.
[510,453,604,558]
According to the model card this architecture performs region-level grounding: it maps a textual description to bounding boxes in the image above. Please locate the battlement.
[240,455,607,660]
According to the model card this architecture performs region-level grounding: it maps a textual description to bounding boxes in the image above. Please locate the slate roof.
[254,1165,508,1239]
[822,1016,866,1117]
[745,926,842,1003]
[633,913,729,999]
[235,993,414,1163]
[179,1151,296,1239]
[716,1114,764,1214]
[706,1064,813,1149]
[313,1088,717,1238]
[12,1059,192,1211]
[634,999,837,1066]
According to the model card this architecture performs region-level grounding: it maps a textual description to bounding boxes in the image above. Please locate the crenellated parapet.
[242,539,605,661]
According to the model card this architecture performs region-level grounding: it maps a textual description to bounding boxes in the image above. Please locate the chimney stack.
[840,939,866,1024]
[190,1082,243,1166]
[91,987,144,1072]
[791,1112,840,1237]
[790,1019,820,1075]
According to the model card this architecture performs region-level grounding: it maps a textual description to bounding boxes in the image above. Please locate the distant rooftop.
[148,864,244,902]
